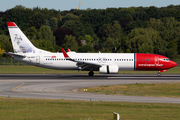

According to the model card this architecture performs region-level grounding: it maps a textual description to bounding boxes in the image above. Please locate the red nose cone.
[172,61,177,67]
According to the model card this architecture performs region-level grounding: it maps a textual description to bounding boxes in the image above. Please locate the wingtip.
[67,48,71,52]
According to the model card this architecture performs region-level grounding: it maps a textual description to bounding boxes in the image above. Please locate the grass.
[0,97,180,120]
[0,65,179,74]
[80,82,180,98]
[0,65,90,74]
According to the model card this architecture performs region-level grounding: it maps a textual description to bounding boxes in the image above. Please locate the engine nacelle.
[99,65,119,74]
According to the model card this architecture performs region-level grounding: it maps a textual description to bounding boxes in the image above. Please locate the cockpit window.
[163,58,170,61]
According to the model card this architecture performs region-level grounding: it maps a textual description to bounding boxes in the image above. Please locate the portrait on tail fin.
[13,34,32,53]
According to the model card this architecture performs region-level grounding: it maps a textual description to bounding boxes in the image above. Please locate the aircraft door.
[155,56,159,65]
[36,56,40,64]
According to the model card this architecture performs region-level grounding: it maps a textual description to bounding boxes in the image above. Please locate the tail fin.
[7,22,38,54]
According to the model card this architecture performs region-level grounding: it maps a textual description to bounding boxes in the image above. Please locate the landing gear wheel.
[157,72,161,76]
[88,71,94,76]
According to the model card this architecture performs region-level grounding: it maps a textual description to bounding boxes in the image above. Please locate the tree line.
[0,5,180,59]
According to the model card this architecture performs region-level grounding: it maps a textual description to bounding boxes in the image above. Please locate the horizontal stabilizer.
[4,52,26,57]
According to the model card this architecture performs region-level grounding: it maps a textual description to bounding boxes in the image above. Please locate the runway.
[0,74,180,103]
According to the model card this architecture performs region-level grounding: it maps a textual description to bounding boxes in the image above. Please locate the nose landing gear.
[157,70,167,76]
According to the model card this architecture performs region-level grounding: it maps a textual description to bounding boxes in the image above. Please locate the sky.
[0,0,180,12]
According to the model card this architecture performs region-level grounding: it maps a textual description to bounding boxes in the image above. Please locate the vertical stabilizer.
[7,22,38,54]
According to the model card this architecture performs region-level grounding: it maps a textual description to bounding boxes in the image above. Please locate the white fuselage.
[14,52,135,71]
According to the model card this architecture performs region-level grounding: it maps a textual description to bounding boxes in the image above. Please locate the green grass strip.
[80,82,180,98]
[0,97,180,120]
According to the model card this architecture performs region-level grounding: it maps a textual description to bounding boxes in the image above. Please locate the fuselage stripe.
[134,53,136,71]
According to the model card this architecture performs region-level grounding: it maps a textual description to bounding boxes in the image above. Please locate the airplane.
[6,22,177,76]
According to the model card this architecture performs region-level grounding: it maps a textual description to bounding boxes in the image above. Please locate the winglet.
[67,48,71,52]
[61,48,70,58]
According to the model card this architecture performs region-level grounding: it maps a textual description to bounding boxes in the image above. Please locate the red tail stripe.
[7,22,16,27]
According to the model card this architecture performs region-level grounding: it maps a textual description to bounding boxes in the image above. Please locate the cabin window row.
[45,58,112,61]
[46,58,150,62]
[136,59,149,61]
[114,59,133,61]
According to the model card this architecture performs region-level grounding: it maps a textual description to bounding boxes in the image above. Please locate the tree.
[29,12,46,29]
[53,27,76,47]
[62,35,78,51]
[165,41,178,59]
[146,6,160,19]
[25,26,38,40]
[125,20,149,34]
[78,44,94,52]
[126,28,161,53]
[84,35,93,45]
[104,37,120,52]
[0,44,5,57]
[39,25,55,45]
[0,35,13,52]
[98,21,123,52]
[48,17,58,31]
[62,20,85,36]
[36,39,55,52]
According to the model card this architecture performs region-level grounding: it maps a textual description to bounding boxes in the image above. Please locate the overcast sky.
[0,0,180,12]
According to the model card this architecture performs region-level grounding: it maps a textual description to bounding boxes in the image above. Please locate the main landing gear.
[88,71,94,76]
[157,71,161,76]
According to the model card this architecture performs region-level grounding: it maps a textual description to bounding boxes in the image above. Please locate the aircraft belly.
[118,62,134,71]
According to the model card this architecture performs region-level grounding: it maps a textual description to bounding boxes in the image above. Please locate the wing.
[61,48,102,71]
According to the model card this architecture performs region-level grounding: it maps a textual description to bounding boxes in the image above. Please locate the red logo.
[52,56,56,58]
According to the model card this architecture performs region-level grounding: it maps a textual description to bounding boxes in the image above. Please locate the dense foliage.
[0,5,180,59]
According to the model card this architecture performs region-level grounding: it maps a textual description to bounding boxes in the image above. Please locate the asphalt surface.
[0,74,180,103]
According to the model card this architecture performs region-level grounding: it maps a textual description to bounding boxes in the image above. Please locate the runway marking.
[10,83,24,91]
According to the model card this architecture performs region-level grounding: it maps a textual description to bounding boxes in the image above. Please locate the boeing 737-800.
[6,22,177,76]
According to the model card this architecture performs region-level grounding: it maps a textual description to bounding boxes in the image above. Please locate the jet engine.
[99,65,119,74]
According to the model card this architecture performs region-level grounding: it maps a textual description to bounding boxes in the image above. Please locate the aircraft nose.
[171,61,177,68]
